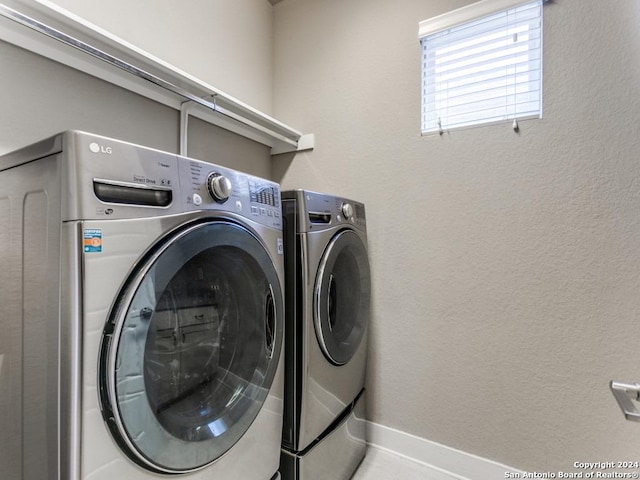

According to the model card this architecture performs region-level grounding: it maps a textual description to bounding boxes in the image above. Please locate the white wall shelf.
[0,0,313,156]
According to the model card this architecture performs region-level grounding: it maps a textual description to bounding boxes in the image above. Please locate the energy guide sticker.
[83,229,102,253]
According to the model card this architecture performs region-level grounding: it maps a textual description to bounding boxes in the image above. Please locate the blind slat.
[419,0,540,38]
[424,79,542,112]
[424,30,542,67]
[426,6,541,49]
[423,50,542,84]
[425,90,542,118]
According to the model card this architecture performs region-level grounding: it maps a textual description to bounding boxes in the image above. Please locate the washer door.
[314,229,371,366]
[99,220,283,474]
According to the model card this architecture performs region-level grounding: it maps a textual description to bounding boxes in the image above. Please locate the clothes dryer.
[280,190,370,480]
[0,131,285,480]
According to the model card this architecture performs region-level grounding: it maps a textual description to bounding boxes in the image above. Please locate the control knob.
[341,202,354,219]
[206,172,232,203]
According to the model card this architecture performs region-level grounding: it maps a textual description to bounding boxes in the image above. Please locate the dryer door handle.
[327,274,337,332]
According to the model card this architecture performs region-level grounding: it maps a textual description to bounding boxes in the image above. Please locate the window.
[420,0,543,134]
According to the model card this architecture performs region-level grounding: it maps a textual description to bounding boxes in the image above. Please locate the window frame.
[419,0,544,135]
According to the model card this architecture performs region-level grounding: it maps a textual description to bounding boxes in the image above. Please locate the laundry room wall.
[45,0,274,114]
[273,0,640,474]
[0,0,275,177]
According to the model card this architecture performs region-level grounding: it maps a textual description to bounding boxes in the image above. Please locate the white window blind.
[420,0,543,134]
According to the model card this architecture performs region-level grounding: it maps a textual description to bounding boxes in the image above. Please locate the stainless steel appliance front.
[0,131,285,479]
[280,190,370,480]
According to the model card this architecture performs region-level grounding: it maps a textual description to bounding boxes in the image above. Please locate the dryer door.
[99,220,283,474]
[314,229,371,366]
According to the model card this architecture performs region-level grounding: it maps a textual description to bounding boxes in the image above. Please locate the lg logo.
[89,142,113,154]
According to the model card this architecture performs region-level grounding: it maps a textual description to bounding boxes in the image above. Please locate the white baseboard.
[366,421,525,480]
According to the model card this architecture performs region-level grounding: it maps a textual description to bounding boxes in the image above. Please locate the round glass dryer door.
[314,229,371,366]
[99,221,283,474]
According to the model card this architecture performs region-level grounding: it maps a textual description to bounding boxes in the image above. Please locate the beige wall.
[273,0,640,472]
[48,0,275,114]
[0,1,274,176]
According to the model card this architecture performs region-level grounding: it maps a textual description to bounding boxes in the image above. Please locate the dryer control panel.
[285,190,366,233]
[333,197,366,229]
[178,157,282,230]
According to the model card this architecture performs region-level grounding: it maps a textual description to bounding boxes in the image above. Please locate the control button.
[192,193,202,206]
[341,202,354,219]
[206,172,232,203]
[260,208,266,216]
[235,200,243,212]
[251,206,259,215]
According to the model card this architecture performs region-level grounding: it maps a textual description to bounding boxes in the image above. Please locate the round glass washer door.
[314,229,371,366]
[99,220,283,474]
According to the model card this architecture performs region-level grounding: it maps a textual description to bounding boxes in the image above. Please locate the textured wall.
[0,39,272,178]
[0,1,274,173]
[47,0,275,114]
[273,0,640,472]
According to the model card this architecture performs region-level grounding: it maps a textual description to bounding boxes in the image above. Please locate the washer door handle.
[610,381,640,421]
[265,287,276,358]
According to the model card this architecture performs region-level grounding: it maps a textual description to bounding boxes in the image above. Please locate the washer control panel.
[179,157,282,229]
[249,180,280,218]
[206,172,233,203]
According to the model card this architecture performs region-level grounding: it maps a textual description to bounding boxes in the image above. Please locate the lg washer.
[0,131,285,480]
[280,190,370,480]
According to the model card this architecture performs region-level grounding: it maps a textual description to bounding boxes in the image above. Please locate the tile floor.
[351,446,461,480]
